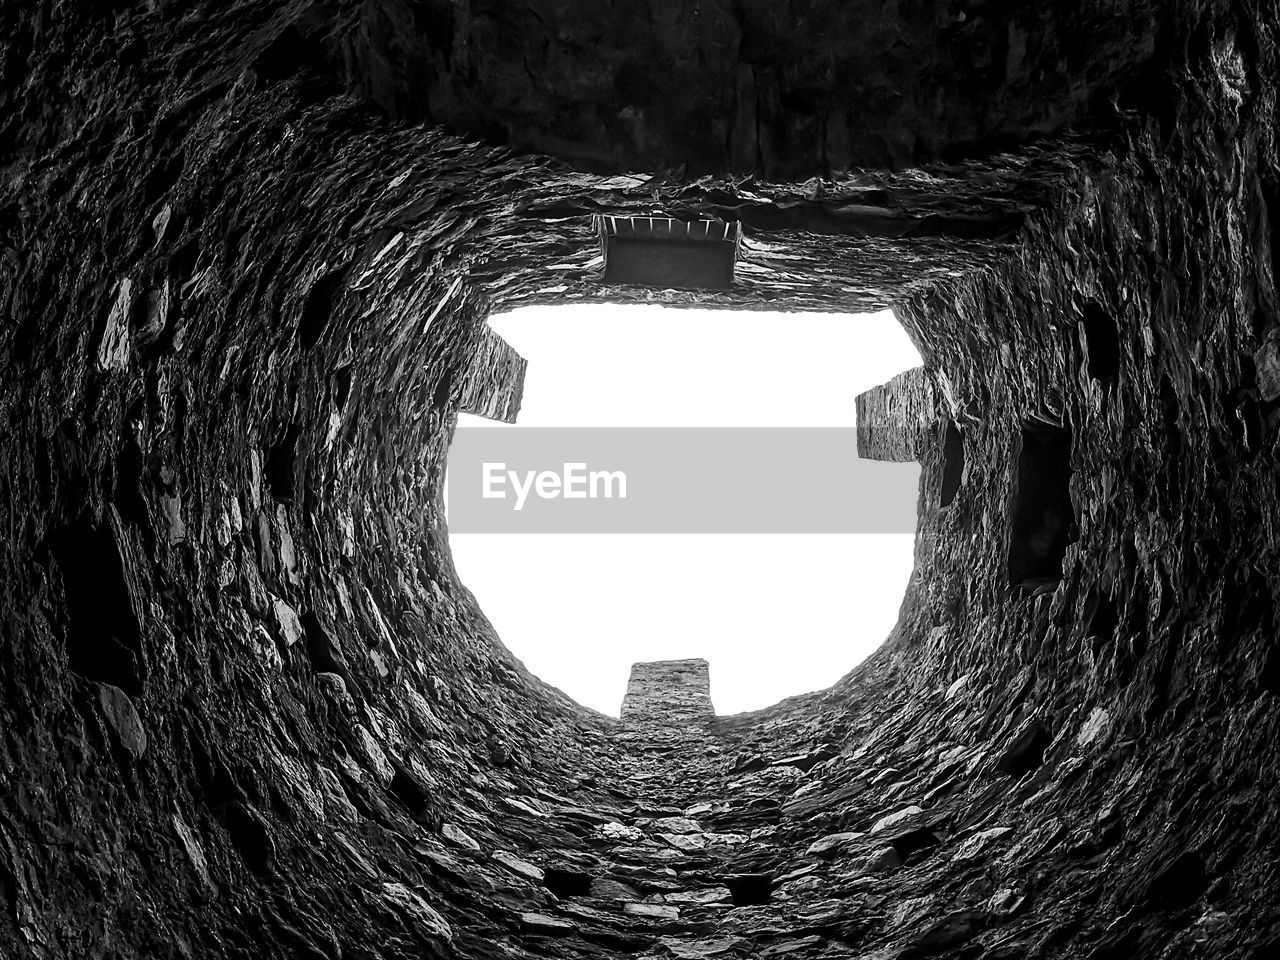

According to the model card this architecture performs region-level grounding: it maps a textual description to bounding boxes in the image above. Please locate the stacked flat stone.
[2,3,1279,959]
[620,659,716,729]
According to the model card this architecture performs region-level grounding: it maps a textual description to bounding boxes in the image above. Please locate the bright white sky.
[449,304,921,716]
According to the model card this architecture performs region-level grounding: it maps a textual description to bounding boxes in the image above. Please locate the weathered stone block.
[620,659,715,726]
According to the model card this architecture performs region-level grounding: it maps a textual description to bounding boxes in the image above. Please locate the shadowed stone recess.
[1,1,1279,959]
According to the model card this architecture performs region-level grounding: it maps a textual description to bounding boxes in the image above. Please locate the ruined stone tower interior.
[3,2,1280,958]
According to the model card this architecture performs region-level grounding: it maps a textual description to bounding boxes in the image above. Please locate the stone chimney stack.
[620,659,715,727]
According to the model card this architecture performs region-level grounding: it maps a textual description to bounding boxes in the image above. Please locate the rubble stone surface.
[1,2,1279,959]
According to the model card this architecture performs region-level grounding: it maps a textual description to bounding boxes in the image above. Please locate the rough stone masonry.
[620,660,716,729]
[2,1,1280,959]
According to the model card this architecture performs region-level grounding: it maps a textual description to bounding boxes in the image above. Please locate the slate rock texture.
[1,1,1279,959]
[621,660,716,729]
[856,368,937,463]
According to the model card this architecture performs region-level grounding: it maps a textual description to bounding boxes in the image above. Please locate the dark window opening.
[940,421,964,507]
[1140,852,1207,910]
[1007,422,1076,586]
[1260,645,1280,696]
[543,867,593,899]
[266,423,302,503]
[1266,185,1280,337]
[252,24,335,90]
[389,760,430,816]
[431,362,458,409]
[52,519,144,695]
[890,828,941,859]
[1084,588,1119,640]
[113,435,149,528]
[724,873,773,905]
[1081,303,1121,386]
[995,720,1052,778]
[299,268,347,351]
[222,799,275,875]
[600,216,740,290]
[301,611,356,693]
[333,364,353,413]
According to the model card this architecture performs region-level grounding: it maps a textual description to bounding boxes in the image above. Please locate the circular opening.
[446,303,923,714]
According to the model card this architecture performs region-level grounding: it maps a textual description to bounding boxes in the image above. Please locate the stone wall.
[620,659,716,728]
[458,326,526,423]
[855,366,938,462]
[335,0,1168,176]
[0,1,1278,959]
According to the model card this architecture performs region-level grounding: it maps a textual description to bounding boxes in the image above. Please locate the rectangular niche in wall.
[598,215,741,290]
[1007,421,1076,586]
[1080,302,1121,386]
[939,420,964,507]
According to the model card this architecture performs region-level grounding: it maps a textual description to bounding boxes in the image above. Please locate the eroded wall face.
[0,10,619,956]
[817,32,1280,953]
[339,0,1168,176]
[621,660,715,728]
[1,1,1279,959]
